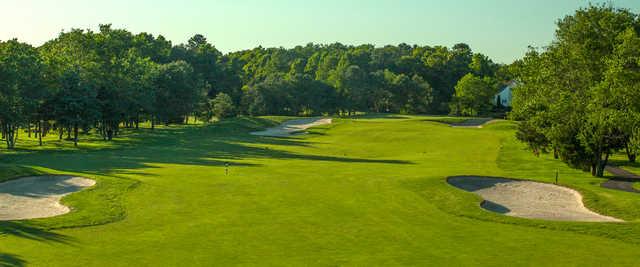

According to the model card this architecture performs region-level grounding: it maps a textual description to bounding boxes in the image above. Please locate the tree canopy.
[511,4,640,177]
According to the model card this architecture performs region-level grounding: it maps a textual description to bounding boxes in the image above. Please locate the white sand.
[449,118,496,128]
[251,117,332,137]
[448,176,622,222]
[0,176,95,221]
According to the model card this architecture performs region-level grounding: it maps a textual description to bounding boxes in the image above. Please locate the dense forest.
[0,25,511,148]
[512,5,640,177]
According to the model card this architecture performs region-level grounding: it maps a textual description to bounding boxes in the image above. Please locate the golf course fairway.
[1,115,640,266]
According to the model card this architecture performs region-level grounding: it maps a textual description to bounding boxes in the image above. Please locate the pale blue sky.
[1,0,639,63]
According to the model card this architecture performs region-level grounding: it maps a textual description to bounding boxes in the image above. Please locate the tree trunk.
[103,120,114,141]
[27,123,31,138]
[38,121,43,146]
[151,116,155,130]
[42,122,46,136]
[592,153,610,177]
[626,144,636,163]
[73,123,79,147]
[4,124,17,149]
[101,123,106,141]
[3,125,9,148]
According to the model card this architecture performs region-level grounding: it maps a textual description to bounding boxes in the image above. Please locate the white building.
[494,81,516,107]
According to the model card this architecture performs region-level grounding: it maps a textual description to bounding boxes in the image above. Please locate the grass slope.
[1,115,640,266]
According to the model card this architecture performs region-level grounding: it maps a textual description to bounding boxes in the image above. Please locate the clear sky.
[1,0,639,63]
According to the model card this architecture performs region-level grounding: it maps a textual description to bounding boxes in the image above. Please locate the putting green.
[1,115,640,266]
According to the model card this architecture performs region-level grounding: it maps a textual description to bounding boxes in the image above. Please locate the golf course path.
[450,118,495,128]
[250,117,332,137]
[601,165,640,193]
[448,176,622,222]
[0,176,95,221]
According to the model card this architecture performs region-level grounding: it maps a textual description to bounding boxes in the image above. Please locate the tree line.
[226,42,511,116]
[511,5,640,177]
[0,25,510,149]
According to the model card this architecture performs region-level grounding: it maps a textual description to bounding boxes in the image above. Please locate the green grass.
[609,154,640,175]
[0,163,43,182]
[1,115,640,266]
[346,113,473,124]
[418,116,472,124]
[609,154,640,194]
[622,163,640,176]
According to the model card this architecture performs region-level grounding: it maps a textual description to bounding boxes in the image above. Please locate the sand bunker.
[0,176,95,221]
[251,117,332,137]
[449,118,495,128]
[448,176,622,222]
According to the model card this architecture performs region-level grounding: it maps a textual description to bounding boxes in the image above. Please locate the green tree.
[288,74,337,115]
[0,40,46,149]
[132,32,172,64]
[469,53,497,77]
[121,51,157,129]
[512,5,638,176]
[601,27,640,163]
[39,28,101,142]
[628,127,640,163]
[152,61,202,125]
[92,24,136,140]
[0,23,514,147]
[211,92,235,119]
[49,68,100,146]
[449,74,494,116]
[241,75,295,116]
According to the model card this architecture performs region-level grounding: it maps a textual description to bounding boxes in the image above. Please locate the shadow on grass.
[0,221,74,244]
[609,159,640,170]
[340,113,410,120]
[0,253,26,267]
[0,117,412,177]
[419,117,469,124]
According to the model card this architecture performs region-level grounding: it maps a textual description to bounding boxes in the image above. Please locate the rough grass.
[1,115,640,266]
